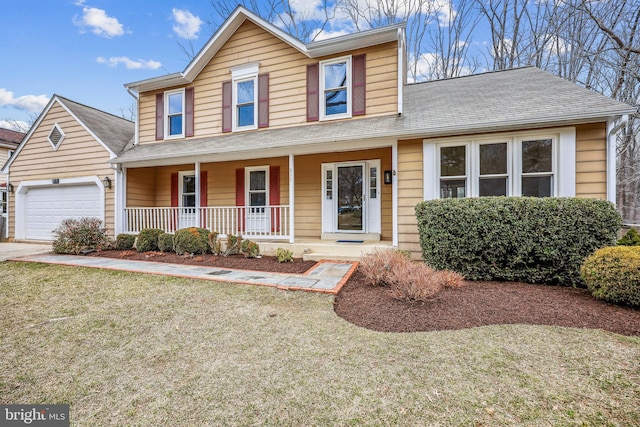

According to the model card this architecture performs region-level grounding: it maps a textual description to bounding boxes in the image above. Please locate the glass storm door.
[246,168,269,233]
[336,164,364,232]
[179,173,196,228]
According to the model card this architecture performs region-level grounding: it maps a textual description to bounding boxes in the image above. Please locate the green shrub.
[618,228,640,246]
[415,197,621,286]
[52,217,111,255]
[240,239,260,258]
[158,233,174,252]
[115,233,136,250]
[276,248,294,263]
[581,246,640,307]
[173,227,210,255]
[136,228,164,252]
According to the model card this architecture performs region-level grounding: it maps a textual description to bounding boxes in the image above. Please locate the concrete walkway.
[0,242,52,262]
[11,254,358,294]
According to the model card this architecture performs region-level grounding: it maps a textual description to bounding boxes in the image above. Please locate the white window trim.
[164,89,185,140]
[231,63,259,132]
[178,171,195,208]
[423,128,576,200]
[245,166,270,207]
[319,55,352,121]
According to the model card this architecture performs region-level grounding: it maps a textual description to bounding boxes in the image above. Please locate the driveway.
[0,242,51,262]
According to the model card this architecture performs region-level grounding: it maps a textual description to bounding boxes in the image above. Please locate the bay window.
[428,131,569,199]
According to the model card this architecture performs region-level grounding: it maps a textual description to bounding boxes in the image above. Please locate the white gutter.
[606,114,629,204]
[126,87,140,145]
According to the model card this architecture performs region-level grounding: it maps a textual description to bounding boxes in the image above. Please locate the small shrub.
[173,227,210,255]
[157,233,174,252]
[115,233,136,250]
[618,228,640,246]
[360,249,463,302]
[580,246,640,307]
[52,217,111,255]
[240,239,260,258]
[224,234,243,256]
[276,248,294,263]
[207,232,221,255]
[136,228,164,252]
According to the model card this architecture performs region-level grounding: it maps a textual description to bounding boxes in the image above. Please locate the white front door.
[322,160,380,235]
[245,166,270,234]
[179,172,197,228]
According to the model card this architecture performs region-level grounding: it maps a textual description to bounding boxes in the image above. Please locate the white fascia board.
[307,23,406,58]
[124,73,186,93]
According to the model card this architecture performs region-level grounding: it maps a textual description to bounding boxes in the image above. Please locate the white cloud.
[0,89,49,113]
[74,6,125,38]
[172,8,203,39]
[0,120,30,133]
[96,56,162,70]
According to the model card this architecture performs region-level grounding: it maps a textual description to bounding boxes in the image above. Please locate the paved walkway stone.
[11,254,358,294]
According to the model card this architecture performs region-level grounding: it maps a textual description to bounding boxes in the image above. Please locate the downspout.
[126,87,140,145]
[606,114,629,205]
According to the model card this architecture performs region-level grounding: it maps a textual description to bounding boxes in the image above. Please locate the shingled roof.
[56,96,135,155]
[0,127,25,149]
[112,67,634,166]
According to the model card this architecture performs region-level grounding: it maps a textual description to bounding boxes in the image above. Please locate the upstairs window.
[165,90,184,138]
[320,56,351,120]
[235,78,257,130]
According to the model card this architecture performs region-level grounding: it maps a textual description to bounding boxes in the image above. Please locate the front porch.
[117,148,395,260]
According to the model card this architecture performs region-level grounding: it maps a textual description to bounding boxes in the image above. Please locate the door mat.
[336,240,364,243]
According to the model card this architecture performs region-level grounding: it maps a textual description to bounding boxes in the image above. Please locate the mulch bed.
[86,250,316,274]
[87,250,640,337]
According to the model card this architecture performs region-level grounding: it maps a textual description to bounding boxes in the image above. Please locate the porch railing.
[124,206,290,240]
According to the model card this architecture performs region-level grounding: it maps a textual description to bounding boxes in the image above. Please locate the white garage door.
[24,184,102,240]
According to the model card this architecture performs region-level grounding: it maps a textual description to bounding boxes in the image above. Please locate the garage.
[22,183,103,240]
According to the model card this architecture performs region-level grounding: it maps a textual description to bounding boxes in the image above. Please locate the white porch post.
[289,153,295,243]
[392,141,398,247]
[195,162,201,228]
[113,166,125,235]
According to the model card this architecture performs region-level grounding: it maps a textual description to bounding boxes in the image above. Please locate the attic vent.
[48,124,65,150]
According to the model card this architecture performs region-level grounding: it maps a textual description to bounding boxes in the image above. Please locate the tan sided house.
[2,7,635,259]
[1,127,24,239]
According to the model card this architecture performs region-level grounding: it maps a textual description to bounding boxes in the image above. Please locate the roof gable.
[2,95,134,173]
[124,6,404,92]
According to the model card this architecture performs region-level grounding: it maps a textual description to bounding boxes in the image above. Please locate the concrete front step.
[258,239,394,261]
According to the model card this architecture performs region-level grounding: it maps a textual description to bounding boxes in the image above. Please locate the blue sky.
[1,0,218,130]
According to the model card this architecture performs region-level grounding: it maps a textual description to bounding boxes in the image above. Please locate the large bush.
[618,228,640,246]
[52,217,111,255]
[173,227,210,255]
[157,233,174,252]
[581,246,640,307]
[415,197,621,286]
[136,228,164,252]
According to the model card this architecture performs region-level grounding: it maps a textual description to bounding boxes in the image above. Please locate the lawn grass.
[1,261,639,426]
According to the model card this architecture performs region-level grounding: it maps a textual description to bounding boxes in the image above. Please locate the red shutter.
[306,63,319,122]
[171,173,179,207]
[200,170,208,207]
[170,172,179,231]
[269,165,280,232]
[222,81,232,133]
[258,73,269,128]
[235,168,245,232]
[185,87,194,137]
[352,54,366,116]
[155,93,164,140]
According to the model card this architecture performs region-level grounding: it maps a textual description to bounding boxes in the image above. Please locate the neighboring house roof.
[0,127,24,150]
[124,6,405,92]
[112,67,635,167]
[2,95,134,173]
